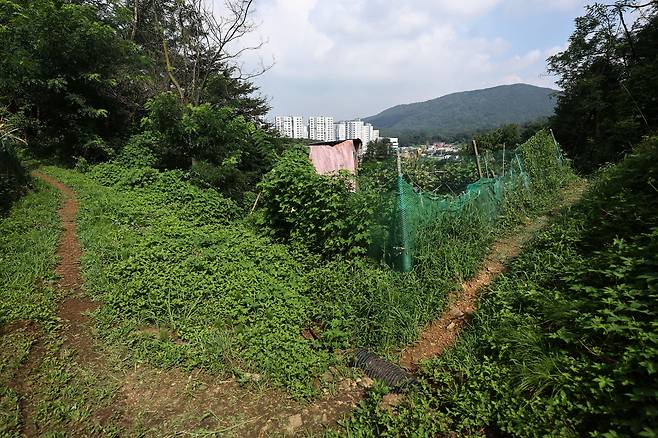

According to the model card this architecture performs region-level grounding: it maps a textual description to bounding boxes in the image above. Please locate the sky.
[230,0,597,120]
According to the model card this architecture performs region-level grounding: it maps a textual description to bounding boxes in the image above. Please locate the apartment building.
[274,116,306,139]
[334,122,347,141]
[309,116,336,142]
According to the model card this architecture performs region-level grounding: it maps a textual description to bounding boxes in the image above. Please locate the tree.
[137,92,277,198]
[124,0,270,109]
[548,1,658,171]
[0,0,144,160]
[363,138,393,162]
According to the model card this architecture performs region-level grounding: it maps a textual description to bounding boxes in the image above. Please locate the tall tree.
[125,0,270,110]
[0,0,144,160]
[548,1,658,171]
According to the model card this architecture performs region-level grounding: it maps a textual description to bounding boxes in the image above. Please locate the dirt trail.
[32,172,99,363]
[27,172,363,436]
[400,181,588,370]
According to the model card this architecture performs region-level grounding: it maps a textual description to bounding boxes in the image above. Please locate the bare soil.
[32,172,100,364]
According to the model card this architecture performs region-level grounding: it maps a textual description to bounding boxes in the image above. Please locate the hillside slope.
[365,83,558,141]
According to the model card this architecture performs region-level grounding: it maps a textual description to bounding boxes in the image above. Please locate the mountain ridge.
[364,83,559,143]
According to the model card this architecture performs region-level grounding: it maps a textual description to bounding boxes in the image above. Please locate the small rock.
[286,414,303,434]
[243,373,262,382]
[447,322,456,330]
[361,376,375,388]
[321,413,328,423]
[463,307,476,316]
[448,308,464,318]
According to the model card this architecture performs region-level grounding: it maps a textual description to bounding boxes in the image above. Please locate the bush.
[0,120,29,213]
[259,145,376,258]
[116,133,159,168]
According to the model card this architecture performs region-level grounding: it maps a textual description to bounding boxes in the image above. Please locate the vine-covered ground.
[336,138,658,437]
[0,131,582,435]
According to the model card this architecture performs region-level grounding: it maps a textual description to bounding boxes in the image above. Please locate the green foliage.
[363,138,394,162]
[116,132,158,168]
[471,121,548,152]
[368,130,574,272]
[0,119,28,213]
[518,129,571,198]
[259,145,376,258]
[0,179,61,327]
[549,2,658,171]
[0,0,143,161]
[338,136,658,437]
[42,164,332,398]
[140,92,278,198]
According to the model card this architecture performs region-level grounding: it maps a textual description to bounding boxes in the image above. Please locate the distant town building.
[334,122,347,141]
[387,137,400,148]
[274,116,306,139]
[363,123,376,145]
[309,116,336,142]
[346,119,364,140]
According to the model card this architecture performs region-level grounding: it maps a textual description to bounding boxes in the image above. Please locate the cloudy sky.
[235,0,595,120]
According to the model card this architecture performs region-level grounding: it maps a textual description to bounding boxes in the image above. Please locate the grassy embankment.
[336,137,658,437]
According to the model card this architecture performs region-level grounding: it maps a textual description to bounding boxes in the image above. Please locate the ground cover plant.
[42,164,335,398]
[25,129,572,403]
[335,137,658,437]
[0,179,119,435]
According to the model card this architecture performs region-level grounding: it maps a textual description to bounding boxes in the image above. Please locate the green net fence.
[369,130,570,272]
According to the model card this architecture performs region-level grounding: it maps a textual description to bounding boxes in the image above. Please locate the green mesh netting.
[369,130,568,273]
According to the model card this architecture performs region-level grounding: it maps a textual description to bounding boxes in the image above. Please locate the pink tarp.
[308,140,359,175]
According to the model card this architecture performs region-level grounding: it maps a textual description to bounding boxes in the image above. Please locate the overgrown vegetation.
[0,118,28,213]
[336,137,657,437]
[1,0,657,435]
[549,2,658,171]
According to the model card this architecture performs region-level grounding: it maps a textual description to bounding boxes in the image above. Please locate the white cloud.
[227,0,586,118]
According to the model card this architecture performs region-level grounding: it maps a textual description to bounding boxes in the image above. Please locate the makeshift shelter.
[308,139,363,175]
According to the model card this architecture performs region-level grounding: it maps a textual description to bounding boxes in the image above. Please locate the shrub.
[0,120,28,213]
[116,133,159,168]
[259,145,376,258]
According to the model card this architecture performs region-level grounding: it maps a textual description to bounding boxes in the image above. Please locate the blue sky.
[236,0,598,120]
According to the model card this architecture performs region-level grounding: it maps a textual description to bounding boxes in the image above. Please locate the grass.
[0,178,60,328]
[333,137,658,437]
[0,130,580,434]
[41,164,335,398]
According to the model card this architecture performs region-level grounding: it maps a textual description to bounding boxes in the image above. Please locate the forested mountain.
[365,83,558,144]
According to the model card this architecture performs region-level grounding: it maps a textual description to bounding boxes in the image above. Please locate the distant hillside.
[365,84,558,144]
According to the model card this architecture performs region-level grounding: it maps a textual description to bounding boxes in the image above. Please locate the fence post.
[472,140,483,179]
[396,148,412,273]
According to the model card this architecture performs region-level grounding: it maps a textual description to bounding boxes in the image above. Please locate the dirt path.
[26,172,364,437]
[399,180,588,370]
[32,172,99,363]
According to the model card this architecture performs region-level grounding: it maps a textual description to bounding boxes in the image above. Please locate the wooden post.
[502,142,506,177]
[549,129,559,148]
[488,150,496,178]
[472,140,483,179]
